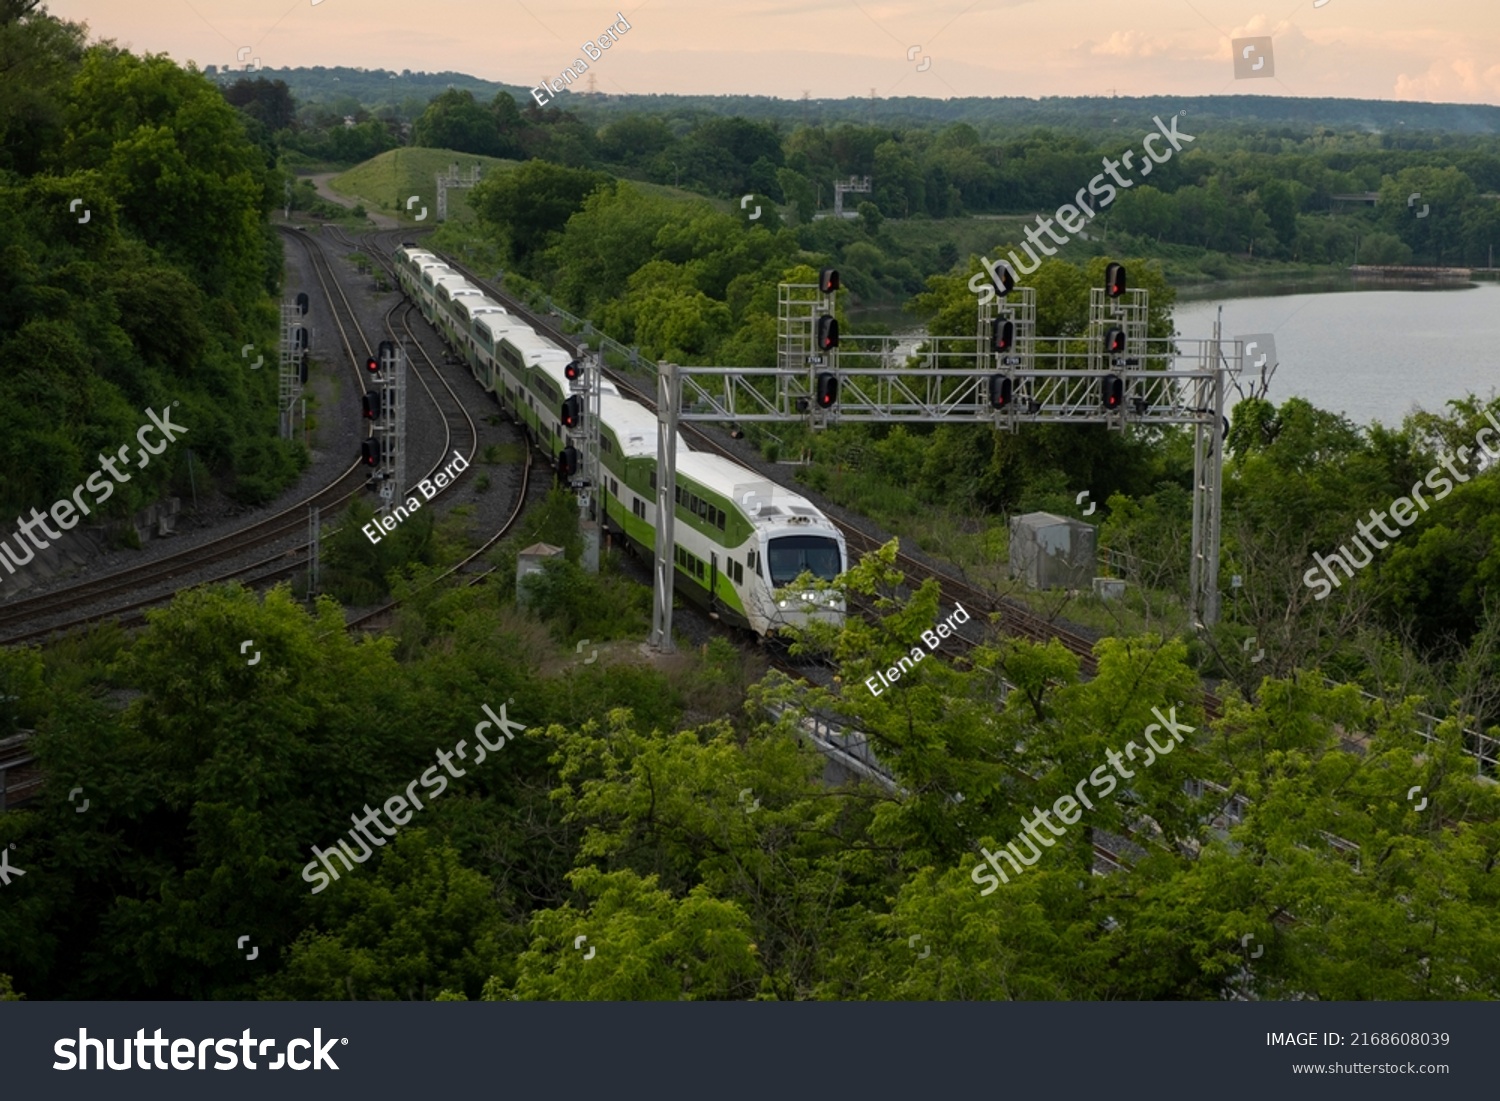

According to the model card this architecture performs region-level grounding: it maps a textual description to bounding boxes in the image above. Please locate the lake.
[855,280,1500,427]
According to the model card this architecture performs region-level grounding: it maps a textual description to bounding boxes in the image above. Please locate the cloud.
[1394,57,1500,102]
[1090,30,1170,59]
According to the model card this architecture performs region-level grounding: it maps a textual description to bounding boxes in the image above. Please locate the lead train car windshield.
[766,535,842,586]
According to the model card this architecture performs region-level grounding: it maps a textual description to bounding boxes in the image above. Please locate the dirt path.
[306,172,401,229]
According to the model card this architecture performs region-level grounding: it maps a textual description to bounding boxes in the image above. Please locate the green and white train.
[394,246,846,635]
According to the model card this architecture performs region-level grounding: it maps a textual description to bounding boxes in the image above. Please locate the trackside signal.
[989,375,1012,409]
[815,373,838,408]
[1102,373,1124,410]
[1105,262,1127,298]
[816,315,839,351]
[361,438,381,465]
[991,319,1015,353]
[564,358,583,382]
[365,354,379,373]
[558,446,579,479]
[362,392,381,419]
[296,292,310,316]
[561,395,582,428]
[1104,327,1126,355]
[819,269,840,293]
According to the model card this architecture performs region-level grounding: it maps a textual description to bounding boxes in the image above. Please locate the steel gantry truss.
[371,342,408,513]
[647,281,1239,650]
[562,347,605,572]
[436,163,482,222]
[278,303,301,440]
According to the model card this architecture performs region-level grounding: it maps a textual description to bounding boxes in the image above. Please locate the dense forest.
[0,5,302,522]
[3,0,1499,1002]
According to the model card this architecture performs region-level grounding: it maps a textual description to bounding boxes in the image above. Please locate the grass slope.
[330,148,522,224]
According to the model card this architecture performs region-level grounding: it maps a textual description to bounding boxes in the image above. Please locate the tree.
[412,88,501,157]
[0,0,85,173]
[470,159,609,267]
[63,50,273,300]
[266,831,511,1001]
[222,77,296,132]
[493,867,762,1001]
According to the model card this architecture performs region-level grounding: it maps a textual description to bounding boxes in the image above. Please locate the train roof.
[433,274,480,297]
[456,297,506,320]
[597,392,668,458]
[497,327,571,360]
[674,451,836,533]
[473,311,529,341]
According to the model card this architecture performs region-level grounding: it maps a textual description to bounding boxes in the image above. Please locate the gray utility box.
[517,542,566,606]
[1009,512,1097,590]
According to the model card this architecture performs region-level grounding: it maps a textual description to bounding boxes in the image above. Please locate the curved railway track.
[0,227,489,646]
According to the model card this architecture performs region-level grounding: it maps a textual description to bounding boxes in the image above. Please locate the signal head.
[564,358,583,381]
[991,318,1015,353]
[365,355,379,373]
[990,261,1016,298]
[1105,262,1127,298]
[1104,327,1126,355]
[815,372,838,408]
[816,314,839,351]
[819,268,840,294]
[1102,373,1124,410]
[989,374,1012,410]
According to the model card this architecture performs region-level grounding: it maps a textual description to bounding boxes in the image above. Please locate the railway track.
[0,227,486,646]
[426,249,1230,727]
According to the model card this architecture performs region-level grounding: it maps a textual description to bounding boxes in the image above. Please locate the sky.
[46,0,1500,105]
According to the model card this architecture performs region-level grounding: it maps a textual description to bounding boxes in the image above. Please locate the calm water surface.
[853,281,1500,427]
[1173,282,1500,426]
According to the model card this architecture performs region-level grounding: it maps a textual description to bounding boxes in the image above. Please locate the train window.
[675,486,682,504]
[601,437,612,453]
[715,509,726,530]
[695,559,705,580]
[650,472,656,490]
[610,478,619,496]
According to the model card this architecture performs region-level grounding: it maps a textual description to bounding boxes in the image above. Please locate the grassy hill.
[329,148,522,224]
